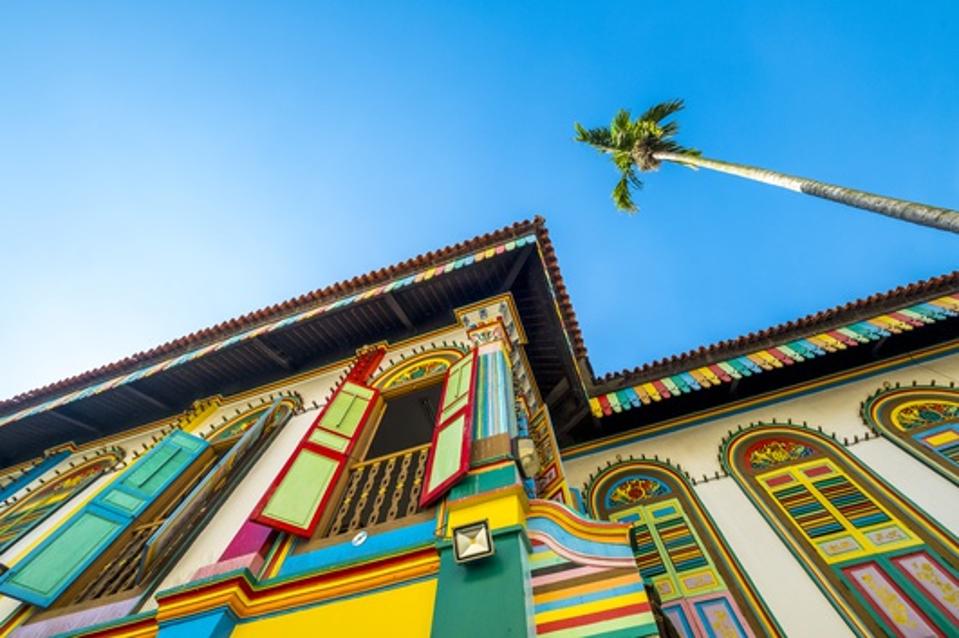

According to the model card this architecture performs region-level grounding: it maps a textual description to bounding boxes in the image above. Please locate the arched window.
[584,459,781,638]
[723,424,959,637]
[863,384,959,484]
[0,449,123,553]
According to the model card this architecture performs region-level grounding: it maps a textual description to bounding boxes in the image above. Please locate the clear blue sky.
[1,2,957,400]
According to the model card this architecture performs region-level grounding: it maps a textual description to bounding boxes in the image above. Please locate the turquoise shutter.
[420,351,477,508]
[138,397,297,579]
[0,431,208,608]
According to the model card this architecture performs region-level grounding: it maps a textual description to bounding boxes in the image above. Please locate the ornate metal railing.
[326,444,430,537]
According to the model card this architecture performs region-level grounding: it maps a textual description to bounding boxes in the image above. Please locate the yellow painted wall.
[231,578,437,637]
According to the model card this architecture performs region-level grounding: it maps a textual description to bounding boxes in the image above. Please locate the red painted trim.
[707,364,733,382]
[827,330,858,347]
[597,394,613,416]
[842,561,943,638]
[346,347,387,383]
[651,379,672,399]
[419,350,477,508]
[535,601,651,633]
[251,442,347,537]
[250,376,382,537]
[891,551,959,624]
[889,311,923,327]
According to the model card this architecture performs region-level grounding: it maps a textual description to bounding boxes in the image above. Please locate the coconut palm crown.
[575,100,699,212]
[575,100,959,233]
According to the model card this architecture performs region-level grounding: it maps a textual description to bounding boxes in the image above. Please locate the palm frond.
[638,99,685,124]
[574,123,615,152]
[612,173,638,212]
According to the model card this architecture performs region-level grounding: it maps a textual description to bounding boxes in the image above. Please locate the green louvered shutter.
[420,351,477,508]
[252,381,382,536]
[0,431,208,608]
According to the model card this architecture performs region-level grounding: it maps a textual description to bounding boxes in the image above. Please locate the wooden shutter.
[138,398,296,579]
[420,350,478,508]
[0,431,209,608]
[251,382,382,536]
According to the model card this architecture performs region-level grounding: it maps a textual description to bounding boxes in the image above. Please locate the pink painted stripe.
[220,519,276,560]
[531,564,608,587]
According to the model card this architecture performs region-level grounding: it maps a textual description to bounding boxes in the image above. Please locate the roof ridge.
[1,217,555,411]
[594,269,959,389]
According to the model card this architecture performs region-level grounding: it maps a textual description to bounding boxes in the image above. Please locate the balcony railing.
[326,444,430,537]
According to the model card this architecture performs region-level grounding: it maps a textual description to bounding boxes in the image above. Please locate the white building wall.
[563,349,959,638]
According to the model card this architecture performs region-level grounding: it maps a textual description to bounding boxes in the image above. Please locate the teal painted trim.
[718,425,957,638]
[58,610,157,638]
[535,581,645,612]
[832,545,959,635]
[583,459,786,637]
[431,528,533,638]
[0,451,69,502]
[276,519,437,579]
[565,341,959,461]
[0,503,128,607]
[860,385,959,487]
[156,566,258,599]
[158,609,237,638]
[448,464,520,500]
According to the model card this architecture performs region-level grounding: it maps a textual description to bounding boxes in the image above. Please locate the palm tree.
[575,100,959,234]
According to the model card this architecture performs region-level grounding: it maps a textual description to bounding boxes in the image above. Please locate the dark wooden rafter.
[498,245,533,294]
[48,410,101,437]
[545,377,570,408]
[122,384,171,411]
[384,293,415,331]
[249,338,294,371]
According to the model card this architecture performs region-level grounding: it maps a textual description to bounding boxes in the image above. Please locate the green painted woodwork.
[440,356,473,423]
[431,528,533,638]
[307,428,350,452]
[319,382,374,437]
[448,464,521,501]
[427,415,466,493]
[125,445,177,488]
[0,429,209,608]
[261,450,337,527]
[7,510,123,597]
[101,490,145,515]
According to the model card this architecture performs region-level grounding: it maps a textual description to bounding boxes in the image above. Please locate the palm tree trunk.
[652,151,959,234]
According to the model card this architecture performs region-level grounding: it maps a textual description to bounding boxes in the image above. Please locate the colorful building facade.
[0,218,956,637]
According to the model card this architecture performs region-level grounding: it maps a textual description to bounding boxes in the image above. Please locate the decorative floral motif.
[208,408,268,443]
[0,453,121,550]
[605,475,670,507]
[892,401,959,431]
[386,359,450,389]
[747,439,815,469]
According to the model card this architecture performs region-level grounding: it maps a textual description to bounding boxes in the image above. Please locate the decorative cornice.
[589,293,959,417]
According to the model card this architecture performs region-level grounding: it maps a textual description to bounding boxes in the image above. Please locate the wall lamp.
[452,520,495,564]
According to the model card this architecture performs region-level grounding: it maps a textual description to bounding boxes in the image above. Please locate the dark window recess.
[365,382,442,459]
[325,380,443,538]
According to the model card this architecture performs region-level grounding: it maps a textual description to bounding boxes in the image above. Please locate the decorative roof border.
[0,234,538,430]
[589,293,959,417]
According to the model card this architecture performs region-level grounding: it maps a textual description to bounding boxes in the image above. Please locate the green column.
[431,527,534,638]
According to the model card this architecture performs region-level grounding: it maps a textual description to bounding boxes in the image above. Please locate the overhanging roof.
[0,218,592,465]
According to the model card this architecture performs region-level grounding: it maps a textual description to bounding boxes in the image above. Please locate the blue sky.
[0,2,956,400]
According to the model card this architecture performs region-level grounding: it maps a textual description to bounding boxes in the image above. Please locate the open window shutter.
[0,431,208,608]
[138,397,297,579]
[420,350,478,508]
[251,381,381,536]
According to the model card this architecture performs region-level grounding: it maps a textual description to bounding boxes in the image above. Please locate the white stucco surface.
[563,350,959,636]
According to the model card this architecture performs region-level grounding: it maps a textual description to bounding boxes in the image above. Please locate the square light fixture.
[452,520,495,564]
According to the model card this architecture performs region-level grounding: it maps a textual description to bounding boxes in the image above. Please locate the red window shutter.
[251,381,382,536]
[419,350,478,508]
